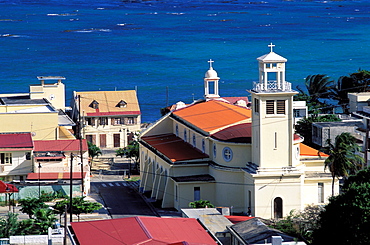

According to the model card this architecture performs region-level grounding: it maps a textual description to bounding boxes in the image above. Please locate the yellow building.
[139,44,337,219]
[0,76,75,140]
[72,90,141,149]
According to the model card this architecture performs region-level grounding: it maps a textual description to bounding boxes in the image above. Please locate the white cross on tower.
[208,59,214,69]
[268,42,275,52]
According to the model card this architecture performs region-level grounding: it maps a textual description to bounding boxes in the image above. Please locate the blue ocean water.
[0,0,370,122]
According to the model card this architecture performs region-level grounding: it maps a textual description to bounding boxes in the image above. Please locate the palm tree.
[329,69,370,113]
[295,74,334,114]
[302,74,334,102]
[323,132,364,196]
[87,141,102,162]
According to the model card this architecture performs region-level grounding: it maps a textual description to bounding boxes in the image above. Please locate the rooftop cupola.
[204,59,220,99]
[254,43,292,93]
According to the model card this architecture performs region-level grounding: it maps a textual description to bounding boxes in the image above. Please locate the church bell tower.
[249,43,298,168]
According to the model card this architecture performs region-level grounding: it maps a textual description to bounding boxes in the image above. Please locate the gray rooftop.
[0,96,48,106]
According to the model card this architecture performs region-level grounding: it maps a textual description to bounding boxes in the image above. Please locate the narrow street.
[91,179,158,219]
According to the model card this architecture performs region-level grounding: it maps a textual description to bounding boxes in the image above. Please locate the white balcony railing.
[253,80,292,92]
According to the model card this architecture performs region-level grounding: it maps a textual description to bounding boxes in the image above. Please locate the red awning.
[27,172,87,180]
[0,181,19,193]
[34,156,66,160]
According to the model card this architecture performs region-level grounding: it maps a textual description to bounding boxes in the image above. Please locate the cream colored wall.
[214,141,252,167]
[301,159,327,172]
[0,105,43,113]
[303,179,335,205]
[244,173,255,215]
[0,151,32,177]
[83,117,141,148]
[36,151,89,174]
[209,167,245,213]
[253,174,303,219]
[30,82,66,109]
[251,93,295,168]
[175,182,215,211]
[0,113,59,140]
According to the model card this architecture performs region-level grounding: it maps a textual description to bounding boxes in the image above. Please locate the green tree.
[18,198,48,219]
[53,196,102,222]
[0,212,19,238]
[269,205,323,244]
[88,141,102,162]
[312,168,370,245]
[297,74,333,102]
[322,132,364,196]
[295,74,334,114]
[32,208,57,234]
[330,69,370,113]
[116,133,140,172]
[189,200,215,208]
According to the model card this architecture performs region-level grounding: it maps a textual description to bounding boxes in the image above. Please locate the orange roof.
[141,134,209,162]
[300,143,328,157]
[173,100,251,133]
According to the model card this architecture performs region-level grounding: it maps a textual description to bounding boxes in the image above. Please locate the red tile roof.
[141,134,209,162]
[71,216,217,245]
[34,139,88,152]
[0,133,33,150]
[27,172,87,180]
[173,100,251,133]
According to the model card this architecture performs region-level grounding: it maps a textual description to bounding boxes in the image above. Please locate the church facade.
[139,44,337,219]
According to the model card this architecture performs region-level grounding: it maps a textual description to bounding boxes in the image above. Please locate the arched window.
[192,134,196,147]
[175,124,179,136]
[184,129,187,142]
[274,197,283,219]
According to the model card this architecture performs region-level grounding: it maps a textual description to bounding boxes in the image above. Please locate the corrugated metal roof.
[71,216,217,245]
[182,208,233,235]
[0,133,33,149]
[173,100,251,134]
[34,139,88,152]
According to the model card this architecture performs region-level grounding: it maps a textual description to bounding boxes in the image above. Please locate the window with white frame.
[213,143,217,157]
[175,124,179,136]
[126,117,135,125]
[192,134,196,147]
[202,139,205,153]
[0,153,12,164]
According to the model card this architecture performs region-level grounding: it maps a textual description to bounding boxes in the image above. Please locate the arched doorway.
[274,197,283,219]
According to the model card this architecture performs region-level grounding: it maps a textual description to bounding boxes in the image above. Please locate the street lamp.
[38,162,42,197]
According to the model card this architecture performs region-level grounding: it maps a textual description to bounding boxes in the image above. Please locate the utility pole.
[70,153,73,223]
[78,95,84,195]
[365,119,369,169]
[63,205,67,245]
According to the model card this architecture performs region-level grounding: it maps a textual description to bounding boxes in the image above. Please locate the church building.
[139,44,337,219]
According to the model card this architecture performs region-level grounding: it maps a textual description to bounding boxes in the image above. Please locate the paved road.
[91,180,158,219]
